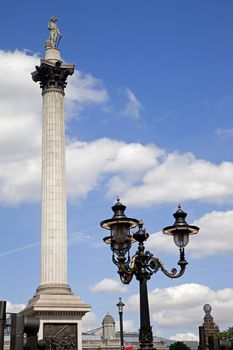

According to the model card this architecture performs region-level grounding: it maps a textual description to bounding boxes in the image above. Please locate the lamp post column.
[0,301,6,350]
[117,298,125,350]
[137,242,154,350]
[119,311,124,350]
[139,277,154,350]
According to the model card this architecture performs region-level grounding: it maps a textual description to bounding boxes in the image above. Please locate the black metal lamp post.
[100,198,199,350]
[0,301,6,350]
[117,297,125,350]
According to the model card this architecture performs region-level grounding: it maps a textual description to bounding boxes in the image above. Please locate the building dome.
[102,313,116,340]
[102,313,115,324]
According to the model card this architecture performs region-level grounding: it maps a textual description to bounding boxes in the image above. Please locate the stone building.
[83,313,171,350]
[4,312,200,350]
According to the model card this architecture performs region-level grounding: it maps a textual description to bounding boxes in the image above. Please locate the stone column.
[32,59,74,292]
[41,88,67,287]
[22,47,90,350]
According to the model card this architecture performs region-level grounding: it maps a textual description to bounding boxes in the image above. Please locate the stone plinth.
[22,288,90,349]
[44,46,62,63]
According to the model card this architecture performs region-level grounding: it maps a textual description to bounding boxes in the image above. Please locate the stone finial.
[203,304,213,321]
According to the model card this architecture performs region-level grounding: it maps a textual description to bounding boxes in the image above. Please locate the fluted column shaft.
[41,88,67,286]
[32,60,74,291]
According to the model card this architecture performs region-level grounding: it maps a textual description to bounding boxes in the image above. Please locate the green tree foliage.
[169,341,191,350]
[219,327,233,347]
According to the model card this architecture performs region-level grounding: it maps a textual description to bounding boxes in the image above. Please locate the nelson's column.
[22,17,91,349]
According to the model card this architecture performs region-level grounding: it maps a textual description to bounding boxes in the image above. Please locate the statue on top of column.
[48,16,62,48]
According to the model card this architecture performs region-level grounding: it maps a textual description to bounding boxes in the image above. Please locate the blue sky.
[1,0,233,342]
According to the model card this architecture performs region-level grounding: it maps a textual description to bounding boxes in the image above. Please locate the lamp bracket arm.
[149,256,187,279]
[118,261,134,284]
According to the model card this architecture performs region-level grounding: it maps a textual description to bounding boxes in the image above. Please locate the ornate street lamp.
[116,297,125,350]
[100,198,199,350]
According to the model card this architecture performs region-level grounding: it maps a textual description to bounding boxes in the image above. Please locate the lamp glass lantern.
[101,198,139,256]
[163,205,199,248]
[117,297,125,313]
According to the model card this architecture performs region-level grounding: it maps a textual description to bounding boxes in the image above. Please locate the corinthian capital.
[32,60,74,92]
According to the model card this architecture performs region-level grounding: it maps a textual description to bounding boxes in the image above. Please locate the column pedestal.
[22,287,90,350]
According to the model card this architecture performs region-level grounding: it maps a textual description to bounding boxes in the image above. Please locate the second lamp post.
[100,198,199,350]
[117,297,125,350]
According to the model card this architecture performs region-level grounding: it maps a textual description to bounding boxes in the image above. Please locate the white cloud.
[215,128,233,137]
[1,50,233,210]
[90,278,128,293]
[67,71,108,104]
[119,152,233,207]
[190,210,233,258]
[0,50,41,162]
[65,71,109,118]
[127,283,233,332]
[122,87,142,119]
[147,209,233,258]
[66,139,161,199]
[0,50,109,205]
[81,311,98,332]
[169,333,199,341]
[2,131,233,207]
[115,319,137,332]
[6,301,25,313]
[66,140,233,209]
[0,157,41,205]
[66,141,232,207]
